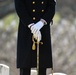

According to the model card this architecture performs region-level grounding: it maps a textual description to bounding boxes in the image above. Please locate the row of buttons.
[32,1,45,20]
[32,9,44,12]
[32,1,44,4]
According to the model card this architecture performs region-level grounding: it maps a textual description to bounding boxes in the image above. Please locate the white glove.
[31,21,44,34]
[28,23,42,42]
[33,30,41,42]
[28,23,34,29]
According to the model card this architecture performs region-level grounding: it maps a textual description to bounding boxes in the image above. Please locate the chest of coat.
[24,0,48,22]
[24,0,48,13]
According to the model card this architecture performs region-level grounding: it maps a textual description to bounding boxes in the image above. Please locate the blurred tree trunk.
[0,0,15,18]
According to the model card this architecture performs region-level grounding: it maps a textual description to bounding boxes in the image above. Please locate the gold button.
[32,1,35,4]
[41,1,44,4]
[33,9,35,12]
[33,17,36,20]
[41,10,44,12]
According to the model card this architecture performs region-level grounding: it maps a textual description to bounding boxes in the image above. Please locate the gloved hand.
[31,21,44,34]
[33,30,41,42]
[28,21,43,42]
[28,23,34,29]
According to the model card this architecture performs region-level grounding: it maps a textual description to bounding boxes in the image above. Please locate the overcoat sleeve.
[41,0,56,25]
[14,0,34,27]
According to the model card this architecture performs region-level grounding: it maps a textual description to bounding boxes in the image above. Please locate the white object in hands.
[31,21,44,34]
[33,30,41,42]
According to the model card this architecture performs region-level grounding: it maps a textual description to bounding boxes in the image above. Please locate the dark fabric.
[20,68,31,75]
[20,68,46,75]
[14,0,56,68]
[38,68,46,75]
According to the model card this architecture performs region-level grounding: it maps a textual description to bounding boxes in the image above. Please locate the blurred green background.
[0,0,76,75]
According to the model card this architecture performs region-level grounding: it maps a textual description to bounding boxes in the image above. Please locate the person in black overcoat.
[14,0,56,75]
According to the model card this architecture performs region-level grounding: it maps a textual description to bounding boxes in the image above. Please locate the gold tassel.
[32,36,36,50]
[32,35,43,50]
[32,42,36,50]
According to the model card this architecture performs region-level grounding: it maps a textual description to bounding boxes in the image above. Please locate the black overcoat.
[14,0,56,68]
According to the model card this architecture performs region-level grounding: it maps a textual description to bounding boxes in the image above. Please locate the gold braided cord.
[37,41,39,75]
[32,35,54,75]
[51,68,54,75]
